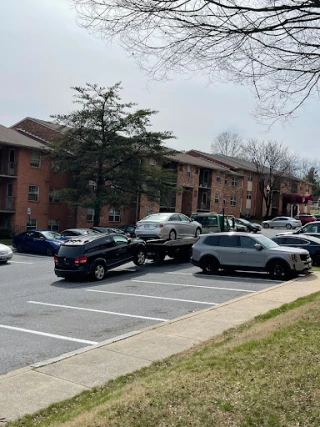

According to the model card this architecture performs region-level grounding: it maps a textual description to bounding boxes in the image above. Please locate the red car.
[294,214,317,225]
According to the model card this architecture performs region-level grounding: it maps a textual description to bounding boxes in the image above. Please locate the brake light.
[54,256,58,263]
[159,223,164,228]
[74,256,88,264]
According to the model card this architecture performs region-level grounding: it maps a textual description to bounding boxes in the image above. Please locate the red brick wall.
[12,119,59,142]
[209,171,242,217]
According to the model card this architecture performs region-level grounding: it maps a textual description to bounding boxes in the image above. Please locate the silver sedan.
[0,243,13,263]
[136,212,202,240]
[262,216,302,230]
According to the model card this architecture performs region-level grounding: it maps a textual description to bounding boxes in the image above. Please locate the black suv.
[54,233,146,281]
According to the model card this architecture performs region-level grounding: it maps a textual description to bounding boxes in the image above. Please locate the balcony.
[0,197,16,212]
[0,162,17,177]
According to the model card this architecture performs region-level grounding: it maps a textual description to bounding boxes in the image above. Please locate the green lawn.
[0,239,13,246]
[8,290,320,427]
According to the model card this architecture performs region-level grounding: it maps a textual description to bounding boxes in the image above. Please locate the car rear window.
[58,246,84,257]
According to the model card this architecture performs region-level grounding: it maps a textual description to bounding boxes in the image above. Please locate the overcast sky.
[1,0,319,159]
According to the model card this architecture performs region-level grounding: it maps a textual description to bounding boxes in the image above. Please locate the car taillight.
[159,223,164,228]
[54,256,58,263]
[74,256,88,264]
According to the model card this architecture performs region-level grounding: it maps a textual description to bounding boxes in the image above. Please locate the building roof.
[11,117,70,134]
[189,150,258,173]
[0,124,46,149]
[166,152,243,176]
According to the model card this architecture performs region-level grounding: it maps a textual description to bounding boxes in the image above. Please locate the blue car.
[13,230,67,256]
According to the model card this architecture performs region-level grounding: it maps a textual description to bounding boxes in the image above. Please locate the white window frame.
[30,150,41,168]
[48,219,60,231]
[187,165,192,177]
[49,188,61,203]
[230,196,237,206]
[28,185,39,202]
[27,218,37,230]
[248,173,253,182]
[214,194,219,204]
[86,208,95,222]
[109,207,121,222]
[232,177,238,186]
[216,175,221,182]
[149,158,156,166]
[247,191,252,200]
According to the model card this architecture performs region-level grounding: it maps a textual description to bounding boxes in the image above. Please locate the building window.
[306,185,309,192]
[215,194,219,204]
[109,207,120,222]
[28,185,39,202]
[247,191,252,200]
[223,199,226,206]
[224,178,228,184]
[27,218,37,230]
[232,177,238,186]
[248,173,253,182]
[49,188,61,203]
[187,165,192,177]
[150,158,156,166]
[202,192,208,205]
[86,208,95,222]
[48,219,59,231]
[231,196,236,206]
[245,209,251,217]
[216,175,221,182]
[30,150,41,168]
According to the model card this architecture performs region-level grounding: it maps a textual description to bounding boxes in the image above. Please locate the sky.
[1,0,319,159]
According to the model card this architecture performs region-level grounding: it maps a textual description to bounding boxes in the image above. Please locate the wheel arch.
[266,257,291,271]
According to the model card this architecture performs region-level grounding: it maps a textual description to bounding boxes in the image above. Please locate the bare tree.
[72,1,320,120]
[243,139,298,217]
[211,131,244,158]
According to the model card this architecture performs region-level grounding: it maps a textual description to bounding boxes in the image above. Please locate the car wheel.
[286,224,292,229]
[200,256,220,275]
[195,228,201,237]
[168,229,177,240]
[46,246,54,256]
[92,261,106,281]
[134,249,146,266]
[268,260,290,280]
[263,223,269,229]
[16,244,22,253]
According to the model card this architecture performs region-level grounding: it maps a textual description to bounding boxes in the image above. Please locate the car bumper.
[136,230,163,239]
[55,267,90,278]
[0,252,13,261]
[191,258,200,267]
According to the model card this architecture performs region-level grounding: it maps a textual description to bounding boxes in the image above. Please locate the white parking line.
[27,301,168,322]
[0,324,97,345]
[165,271,282,283]
[131,280,256,293]
[9,261,34,265]
[86,289,217,305]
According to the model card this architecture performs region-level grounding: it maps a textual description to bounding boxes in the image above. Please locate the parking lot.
[0,241,284,375]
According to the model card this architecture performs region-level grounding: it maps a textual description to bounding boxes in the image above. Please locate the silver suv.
[191,232,312,279]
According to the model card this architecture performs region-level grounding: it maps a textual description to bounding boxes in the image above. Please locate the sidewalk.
[1,272,320,423]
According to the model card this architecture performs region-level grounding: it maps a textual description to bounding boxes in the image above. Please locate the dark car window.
[169,214,181,221]
[25,231,35,238]
[239,236,257,248]
[273,237,285,244]
[284,237,309,245]
[34,232,45,239]
[303,224,319,233]
[218,235,238,247]
[58,245,84,257]
[179,214,190,222]
[203,235,220,246]
[113,235,128,246]
[85,241,115,253]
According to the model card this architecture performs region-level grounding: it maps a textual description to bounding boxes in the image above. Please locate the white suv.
[191,232,312,279]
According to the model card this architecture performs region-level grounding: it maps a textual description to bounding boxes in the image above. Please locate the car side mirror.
[254,243,262,250]
[127,238,132,244]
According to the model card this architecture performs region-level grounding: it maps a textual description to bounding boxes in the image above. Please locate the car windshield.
[254,234,279,249]
[141,214,170,222]
[238,218,250,225]
[42,231,63,240]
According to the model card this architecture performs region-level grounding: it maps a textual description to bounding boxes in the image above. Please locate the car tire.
[46,246,54,256]
[286,224,292,229]
[268,260,290,280]
[91,260,106,281]
[200,256,220,274]
[263,223,269,229]
[16,244,22,253]
[168,229,177,241]
[195,228,201,237]
[134,248,146,266]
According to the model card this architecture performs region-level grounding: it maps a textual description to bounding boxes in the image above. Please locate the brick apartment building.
[0,117,312,234]
[187,150,313,218]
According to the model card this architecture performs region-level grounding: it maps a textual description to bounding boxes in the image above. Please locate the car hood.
[0,243,12,252]
[270,246,310,255]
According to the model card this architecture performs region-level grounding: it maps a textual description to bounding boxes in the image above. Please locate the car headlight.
[289,254,297,262]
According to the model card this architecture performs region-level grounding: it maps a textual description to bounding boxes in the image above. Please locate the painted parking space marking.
[9,261,34,264]
[86,289,217,305]
[131,280,256,293]
[0,324,97,345]
[165,271,282,283]
[27,301,168,322]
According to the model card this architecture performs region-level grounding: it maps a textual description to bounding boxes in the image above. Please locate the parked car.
[261,216,302,229]
[54,233,146,281]
[234,218,261,233]
[191,232,312,279]
[294,214,317,225]
[117,225,137,238]
[91,226,125,235]
[0,243,13,263]
[13,230,66,256]
[136,213,202,240]
[276,221,320,238]
[60,228,99,238]
[313,214,320,221]
[272,235,320,266]
[230,218,247,232]
[191,213,230,233]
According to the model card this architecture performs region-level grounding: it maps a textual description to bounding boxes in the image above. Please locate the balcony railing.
[0,197,16,211]
[0,162,17,176]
